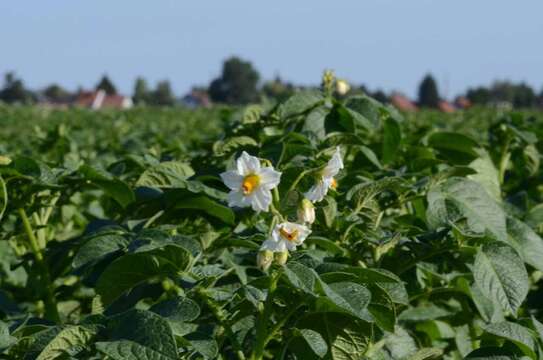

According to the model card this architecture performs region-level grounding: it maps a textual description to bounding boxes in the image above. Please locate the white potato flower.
[336,79,351,95]
[260,222,311,253]
[304,147,344,203]
[220,151,281,212]
[297,198,315,224]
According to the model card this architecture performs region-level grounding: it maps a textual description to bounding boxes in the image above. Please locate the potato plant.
[1,74,543,359]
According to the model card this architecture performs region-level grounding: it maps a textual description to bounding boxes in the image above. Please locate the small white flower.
[336,79,350,95]
[297,198,316,224]
[220,151,281,212]
[305,147,344,203]
[260,222,312,253]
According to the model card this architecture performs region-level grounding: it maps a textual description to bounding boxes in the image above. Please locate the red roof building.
[390,93,418,112]
[75,90,133,110]
[438,100,456,113]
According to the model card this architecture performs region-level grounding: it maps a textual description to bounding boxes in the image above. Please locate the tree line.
[1,56,542,109]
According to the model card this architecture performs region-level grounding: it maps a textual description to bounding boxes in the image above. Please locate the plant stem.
[251,271,280,360]
[498,136,511,186]
[18,208,60,323]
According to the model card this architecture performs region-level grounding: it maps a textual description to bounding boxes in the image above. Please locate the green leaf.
[149,296,200,322]
[506,216,543,272]
[96,252,186,306]
[399,304,452,322]
[213,136,258,155]
[279,91,324,119]
[468,151,501,201]
[483,321,537,359]
[283,261,318,295]
[407,348,444,360]
[473,243,529,316]
[315,281,371,321]
[465,347,522,359]
[80,164,135,208]
[295,328,328,358]
[36,325,97,360]
[303,106,329,140]
[298,313,370,360]
[0,320,16,350]
[98,309,178,359]
[173,195,235,225]
[73,233,129,268]
[136,161,195,188]
[427,132,480,162]
[426,177,507,242]
[96,340,177,360]
[382,117,402,165]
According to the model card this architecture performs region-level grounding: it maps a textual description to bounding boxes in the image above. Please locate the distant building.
[390,92,417,112]
[75,90,133,110]
[454,96,471,109]
[182,89,211,108]
[438,100,455,113]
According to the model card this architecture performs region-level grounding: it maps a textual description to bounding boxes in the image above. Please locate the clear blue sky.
[1,0,542,99]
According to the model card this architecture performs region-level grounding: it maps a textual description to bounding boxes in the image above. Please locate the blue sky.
[1,1,542,98]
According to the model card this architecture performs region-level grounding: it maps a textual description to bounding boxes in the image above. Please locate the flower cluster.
[220,148,343,270]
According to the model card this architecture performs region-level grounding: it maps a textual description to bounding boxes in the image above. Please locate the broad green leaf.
[483,321,537,359]
[36,325,97,360]
[149,296,200,322]
[473,243,529,316]
[315,280,371,321]
[399,304,452,322]
[426,177,507,242]
[506,216,543,272]
[0,320,16,350]
[382,117,401,165]
[427,132,480,162]
[99,309,178,359]
[96,340,177,360]
[468,151,501,201]
[295,328,328,358]
[283,261,318,295]
[174,195,235,225]
[73,233,129,268]
[465,347,521,359]
[279,91,324,119]
[213,136,258,155]
[96,253,183,306]
[136,161,195,187]
[303,106,329,140]
[80,164,135,208]
[407,348,444,360]
[298,313,370,360]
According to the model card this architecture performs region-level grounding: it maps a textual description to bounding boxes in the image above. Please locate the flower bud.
[0,155,12,166]
[297,198,316,224]
[275,251,289,266]
[257,250,274,271]
[336,79,350,96]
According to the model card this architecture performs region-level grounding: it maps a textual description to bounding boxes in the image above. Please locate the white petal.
[304,180,329,203]
[249,188,272,212]
[237,151,261,175]
[220,170,243,190]
[322,147,344,178]
[261,239,287,252]
[227,190,251,208]
[258,167,281,190]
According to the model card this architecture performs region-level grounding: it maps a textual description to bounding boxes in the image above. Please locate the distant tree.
[261,76,295,103]
[133,77,149,105]
[209,57,260,104]
[150,80,175,106]
[372,90,388,103]
[43,84,71,102]
[466,87,491,105]
[0,72,34,104]
[95,75,117,95]
[418,74,439,108]
[511,83,536,108]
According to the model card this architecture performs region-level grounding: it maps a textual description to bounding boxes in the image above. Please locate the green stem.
[251,271,280,360]
[18,208,60,323]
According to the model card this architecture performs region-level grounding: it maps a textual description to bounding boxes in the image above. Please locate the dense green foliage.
[1,80,543,359]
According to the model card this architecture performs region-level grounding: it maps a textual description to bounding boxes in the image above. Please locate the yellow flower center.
[331,178,338,189]
[279,227,298,242]
[242,174,260,195]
